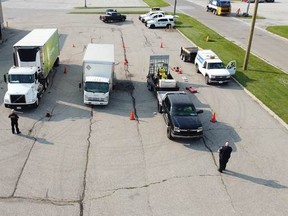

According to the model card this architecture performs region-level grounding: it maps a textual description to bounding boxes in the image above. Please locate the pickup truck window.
[172,105,197,116]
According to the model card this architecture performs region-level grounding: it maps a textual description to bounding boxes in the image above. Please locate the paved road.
[0,1,288,216]
[165,0,288,73]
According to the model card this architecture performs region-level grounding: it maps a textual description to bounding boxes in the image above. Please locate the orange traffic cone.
[160,42,163,48]
[130,111,135,120]
[211,112,216,123]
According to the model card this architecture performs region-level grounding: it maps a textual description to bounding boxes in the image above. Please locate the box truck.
[82,43,115,105]
[3,28,60,108]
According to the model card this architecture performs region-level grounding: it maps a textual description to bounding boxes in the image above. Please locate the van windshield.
[85,82,109,93]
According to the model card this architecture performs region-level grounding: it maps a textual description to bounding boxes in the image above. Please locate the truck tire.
[205,75,210,84]
[54,57,60,67]
[167,126,173,140]
[158,103,162,113]
[33,98,39,108]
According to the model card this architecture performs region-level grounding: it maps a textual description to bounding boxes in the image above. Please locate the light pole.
[243,0,259,70]
[84,0,87,8]
[173,0,177,16]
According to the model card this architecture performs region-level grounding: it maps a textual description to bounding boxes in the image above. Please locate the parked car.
[100,12,126,23]
[145,15,175,29]
[142,12,165,23]
[105,8,117,15]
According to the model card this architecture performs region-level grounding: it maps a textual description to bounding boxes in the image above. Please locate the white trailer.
[82,43,115,105]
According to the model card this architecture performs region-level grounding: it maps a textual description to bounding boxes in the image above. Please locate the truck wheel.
[158,103,162,113]
[167,126,173,140]
[205,76,210,84]
[54,57,60,67]
[34,99,39,108]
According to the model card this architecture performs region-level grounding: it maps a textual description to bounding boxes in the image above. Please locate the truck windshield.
[219,1,230,7]
[8,74,34,83]
[172,105,197,116]
[85,82,109,93]
[208,62,225,69]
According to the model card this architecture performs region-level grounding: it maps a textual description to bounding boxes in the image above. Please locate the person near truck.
[8,109,21,134]
[158,66,167,79]
[217,141,232,173]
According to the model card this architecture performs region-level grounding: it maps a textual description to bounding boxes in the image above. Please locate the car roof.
[167,94,193,105]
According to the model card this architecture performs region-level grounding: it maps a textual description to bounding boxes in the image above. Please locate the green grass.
[175,14,288,124]
[266,25,288,39]
[143,0,170,8]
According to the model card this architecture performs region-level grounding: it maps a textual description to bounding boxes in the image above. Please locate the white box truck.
[194,49,236,84]
[3,28,60,108]
[82,43,115,105]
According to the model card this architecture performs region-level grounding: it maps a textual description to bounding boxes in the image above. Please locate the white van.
[145,15,175,29]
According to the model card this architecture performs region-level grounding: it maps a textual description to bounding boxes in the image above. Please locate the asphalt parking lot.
[1,1,288,216]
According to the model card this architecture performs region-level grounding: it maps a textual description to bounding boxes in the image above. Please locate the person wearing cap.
[217,141,232,173]
[8,109,21,134]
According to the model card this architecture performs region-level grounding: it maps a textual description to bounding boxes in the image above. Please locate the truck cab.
[194,50,236,84]
[3,66,43,108]
[207,0,231,16]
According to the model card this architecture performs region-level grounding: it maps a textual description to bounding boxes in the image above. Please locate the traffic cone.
[160,42,163,48]
[64,66,67,74]
[211,112,216,123]
[130,111,135,120]
[178,67,182,74]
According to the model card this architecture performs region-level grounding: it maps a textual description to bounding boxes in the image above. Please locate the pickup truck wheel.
[205,76,210,84]
[167,126,173,140]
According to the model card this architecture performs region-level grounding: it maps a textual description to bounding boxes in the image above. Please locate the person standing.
[8,109,21,134]
[217,141,232,173]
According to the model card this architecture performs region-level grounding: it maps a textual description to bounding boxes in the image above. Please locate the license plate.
[219,81,223,84]
[17,107,22,110]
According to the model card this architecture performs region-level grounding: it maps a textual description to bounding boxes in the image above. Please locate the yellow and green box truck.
[3,28,60,109]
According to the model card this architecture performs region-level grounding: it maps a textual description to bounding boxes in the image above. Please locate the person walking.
[217,141,232,173]
[8,109,21,134]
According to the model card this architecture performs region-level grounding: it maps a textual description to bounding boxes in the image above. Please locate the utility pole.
[243,0,259,70]
[173,0,177,16]
[84,0,87,8]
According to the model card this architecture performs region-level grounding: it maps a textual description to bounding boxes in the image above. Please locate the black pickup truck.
[100,12,126,23]
[160,92,203,140]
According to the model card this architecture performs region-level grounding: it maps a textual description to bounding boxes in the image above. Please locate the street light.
[84,0,87,8]
[173,0,177,16]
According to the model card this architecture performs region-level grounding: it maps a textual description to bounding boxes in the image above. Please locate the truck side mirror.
[197,109,204,114]
[79,82,82,89]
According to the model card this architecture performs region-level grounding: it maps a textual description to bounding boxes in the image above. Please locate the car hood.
[172,115,202,129]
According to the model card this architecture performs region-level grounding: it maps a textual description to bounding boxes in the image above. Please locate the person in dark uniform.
[217,142,232,173]
[8,109,21,134]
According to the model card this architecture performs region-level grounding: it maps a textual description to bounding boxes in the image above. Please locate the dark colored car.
[162,94,203,140]
[100,12,126,23]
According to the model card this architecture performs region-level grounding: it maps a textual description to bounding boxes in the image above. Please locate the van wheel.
[205,76,210,84]
[195,64,200,73]
[167,126,173,140]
